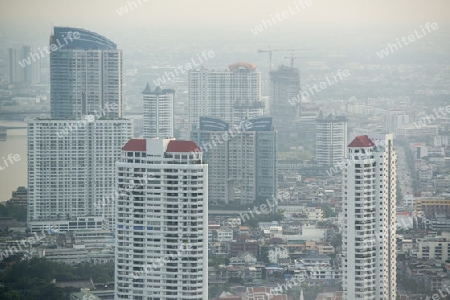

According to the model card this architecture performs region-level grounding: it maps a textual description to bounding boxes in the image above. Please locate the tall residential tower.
[188,62,263,131]
[342,134,397,299]
[142,83,175,139]
[115,138,208,299]
[316,112,348,167]
[27,119,133,232]
[27,27,132,232]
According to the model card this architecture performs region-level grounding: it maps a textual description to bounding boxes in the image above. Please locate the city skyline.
[0,1,449,299]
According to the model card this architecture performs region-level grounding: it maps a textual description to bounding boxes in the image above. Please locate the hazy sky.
[1,0,449,33]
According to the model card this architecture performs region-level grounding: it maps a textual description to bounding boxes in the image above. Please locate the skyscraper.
[115,138,208,299]
[8,46,41,85]
[50,26,122,119]
[269,65,300,134]
[191,116,276,205]
[316,111,348,167]
[142,83,175,139]
[385,109,409,136]
[27,27,132,232]
[188,62,262,131]
[27,118,133,232]
[342,134,397,299]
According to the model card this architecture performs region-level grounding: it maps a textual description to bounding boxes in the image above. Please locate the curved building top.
[228,62,257,72]
[51,26,117,50]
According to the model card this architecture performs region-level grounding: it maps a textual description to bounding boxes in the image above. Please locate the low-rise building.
[417,232,450,262]
[38,247,114,265]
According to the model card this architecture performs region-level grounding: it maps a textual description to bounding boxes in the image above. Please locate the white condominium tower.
[188,62,262,131]
[316,111,348,167]
[342,134,397,299]
[27,27,132,233]
[27,118,133,232]
[115,138,208,300]
[142,83,175,139]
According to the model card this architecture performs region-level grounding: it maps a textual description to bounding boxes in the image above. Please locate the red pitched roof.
[122,139,146,151]
[348,135,375,148]
[229,62,257,71]
[166,140,200,153]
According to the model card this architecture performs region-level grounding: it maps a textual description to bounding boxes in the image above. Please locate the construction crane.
[284,50,311,68]
[284,56,304,68]
[257,47,308,70]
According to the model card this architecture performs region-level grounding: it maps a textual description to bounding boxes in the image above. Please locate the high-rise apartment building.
[269,65,300,134]
[27,118,133,232]
[27,27,131,232]
[342,134,397,299]
[8,46,41,85]
[142,83,175,139]
[316,112,348,167]
[191,116,276,205]
[385,109,409,136]
[115,138,208,300]
[50,26,122,119]
[188,62,262,131]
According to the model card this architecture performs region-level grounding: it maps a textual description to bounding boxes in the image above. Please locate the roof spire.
[142,83,152,94]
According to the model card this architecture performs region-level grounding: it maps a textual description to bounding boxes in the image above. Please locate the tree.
[0,203,27,222]
[321,204,336,218]
[0,257,114,299]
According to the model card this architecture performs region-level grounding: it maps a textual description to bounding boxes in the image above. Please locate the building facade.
[27,118,133,232]
[269,65,300,134]
[191,116,276,205]
[316,112,348,167]
[342,134,397,299]
[417,232,450,262]
[188,62,262,131]
[27,27,131,233]
[142,84,175,139]
[50,27,122,119]
[115,139,208,300]
[8,46,41,85]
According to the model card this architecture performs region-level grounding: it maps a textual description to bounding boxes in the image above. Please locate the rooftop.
[348,135,375,148]
[166,140,200,153]
[122,139,146,152]
[51,26,117,50]
[122,139,201,153]
[229,62,257,72]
